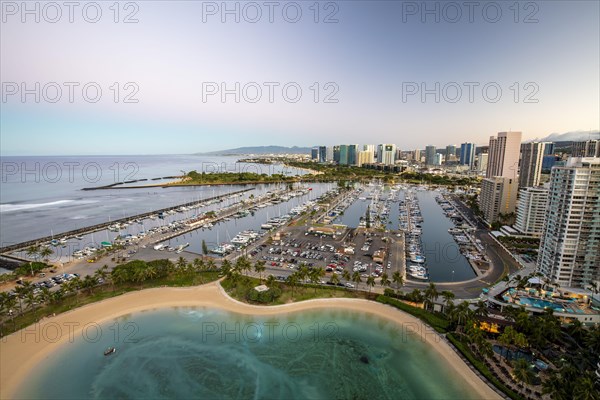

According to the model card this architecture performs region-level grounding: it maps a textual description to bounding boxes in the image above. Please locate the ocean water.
[17,307,479,400]
[0,155,312,244]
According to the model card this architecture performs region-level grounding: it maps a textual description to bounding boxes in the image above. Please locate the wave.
[0,200,76,213]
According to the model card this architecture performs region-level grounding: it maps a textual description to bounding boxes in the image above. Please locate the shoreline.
[0,282,500,399]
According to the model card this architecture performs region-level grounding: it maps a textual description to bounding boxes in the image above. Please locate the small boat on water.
[104,347,116,356]
[175,243,190,254]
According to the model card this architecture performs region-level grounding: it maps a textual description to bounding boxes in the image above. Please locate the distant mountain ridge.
[196,146,312,155]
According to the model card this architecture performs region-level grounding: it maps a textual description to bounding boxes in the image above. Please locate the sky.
[1,0,599,155]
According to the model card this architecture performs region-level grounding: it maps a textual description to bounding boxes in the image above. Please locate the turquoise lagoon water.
[18,308,479,399]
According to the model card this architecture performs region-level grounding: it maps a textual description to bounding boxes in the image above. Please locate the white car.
[345,282,355,288]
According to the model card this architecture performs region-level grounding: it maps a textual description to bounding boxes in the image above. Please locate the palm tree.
[474,300,488,318]
[286,273,299,296]
[254,260,266,282]
[82,275,98,294]
[205,258,216,271]
[193,258,205,273]
[14,283,33,314]
[366,276,375,293]
[424,282,439,311]
[342,270,351,282]
[38,287,53,305]
[572,372,598,400]
[220,259,232,276]
[94,265,110,290]
[392,271,404,289]
[25,290,37,317]
[441,290,455,313]
[0,292,17,332]
[380,272,391,288]
[266,274,276,289]
[39,246,53,264]
[330,272,340,285]
[310,268,324,293]
[351,271,362,289]
[176,256,188,271]
[512,358,533,385]
[298,264,310,284]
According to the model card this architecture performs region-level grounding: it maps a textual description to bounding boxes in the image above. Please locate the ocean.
[16,307,479,400]
[0,155,309,245]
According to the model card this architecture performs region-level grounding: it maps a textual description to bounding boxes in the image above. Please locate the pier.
[0,188,254,255]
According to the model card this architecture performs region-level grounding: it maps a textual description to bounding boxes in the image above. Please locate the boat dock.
[0,189,254,255]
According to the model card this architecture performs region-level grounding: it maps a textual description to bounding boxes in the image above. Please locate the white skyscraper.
[515,187,549,236]
[537,157,600,288]
[480,131,522,224]
[487,131,522,179]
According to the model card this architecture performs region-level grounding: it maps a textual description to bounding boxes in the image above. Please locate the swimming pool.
[518,297,568,313]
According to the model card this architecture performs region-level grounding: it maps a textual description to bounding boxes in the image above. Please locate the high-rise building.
[572,140,600,158]
[339,145,349,165]
[543,142,555,155]
[542,155,560,172]
[357,150,371,167]
[326,146,334,162]
[348,144,358,166]
[514,187,549,237]
[486,132,522,179]
[459,143,476,167]
[479,177,518,224]
[519,142,548,187]
[425,145,436,166]
[380,144,396,165]
[311,147,318,160]
[434,153,443,166]
[476,153,488,173]
[318,146,327,163]
[537,157,600,288]
[413,149,421,162]
[445,145,457,163]
[362,145,375,164]
[333,146,340,164]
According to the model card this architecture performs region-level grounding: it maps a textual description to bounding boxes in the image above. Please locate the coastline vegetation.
[220,258,372,305]
[3,255,597,400]
[0,258,220,337]
[177,170,297,185]
[381,284,600,400]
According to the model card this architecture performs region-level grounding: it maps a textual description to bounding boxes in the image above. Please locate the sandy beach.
[0,282,500,399]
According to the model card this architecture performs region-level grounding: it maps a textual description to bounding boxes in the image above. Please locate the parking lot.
[248,225,403,289]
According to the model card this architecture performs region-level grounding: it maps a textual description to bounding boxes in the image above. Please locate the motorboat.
[104,347,116,356]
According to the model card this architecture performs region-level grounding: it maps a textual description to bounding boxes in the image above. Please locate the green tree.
[512,358,533,385]
[392,271,404,289]
[202,240,209,255]
[330,272,340,285]
[366,275,375,293]
[254,260,266,282]
[352,271,362,289]
[286,273,299,296]
[380,272,391,288]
